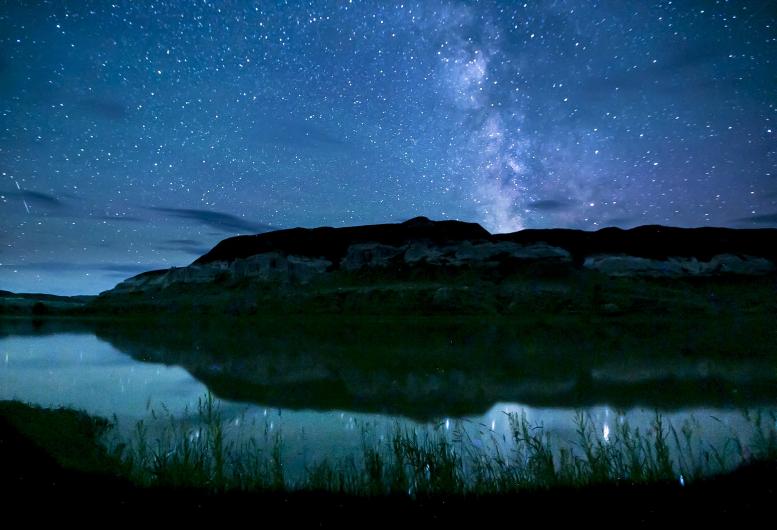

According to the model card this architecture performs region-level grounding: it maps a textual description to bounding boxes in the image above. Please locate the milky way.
[1,1,776,294]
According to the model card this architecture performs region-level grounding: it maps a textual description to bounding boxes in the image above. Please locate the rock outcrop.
[194,216,490,265]
[110,253,333,293]
[101,217,777,297]
[583,254,776,278]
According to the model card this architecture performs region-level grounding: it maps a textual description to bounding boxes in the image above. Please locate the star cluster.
[1,0,775,294]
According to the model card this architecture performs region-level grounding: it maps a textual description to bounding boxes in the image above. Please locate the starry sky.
[1,0,776,295]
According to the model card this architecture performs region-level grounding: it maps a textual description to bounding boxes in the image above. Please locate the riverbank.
[2,400,775,524]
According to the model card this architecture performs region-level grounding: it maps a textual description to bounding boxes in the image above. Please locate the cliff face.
[108,253,333,294]
[109,240,574,294]
[194,216,490,265]
[104,217,777,298]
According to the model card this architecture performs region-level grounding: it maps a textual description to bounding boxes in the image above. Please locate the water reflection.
[55,316,777,417]
[1,317,776,481]
[0,332,208,421]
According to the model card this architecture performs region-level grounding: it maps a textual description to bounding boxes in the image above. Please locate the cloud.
[658,45,722,74]
[1,190,63,208]
[98,264,161,275]
[149,207,276,234]
[601,216,637,228]
[579,44,728,99]
[94,214,145,223]
[0,262,164,274]
[78,97,128,120]
[163,239,201,246]
[252,118,346,149]
[156,239,211,256]
[526,199,576,212]
[1,191,155,226]
[735,212,777,225]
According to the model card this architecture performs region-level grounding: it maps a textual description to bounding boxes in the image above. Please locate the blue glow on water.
[1,331,772,480]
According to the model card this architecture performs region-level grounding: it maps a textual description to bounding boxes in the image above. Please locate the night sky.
[1,1,776,295]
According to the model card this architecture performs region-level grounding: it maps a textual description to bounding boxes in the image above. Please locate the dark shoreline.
[2,400,775,524]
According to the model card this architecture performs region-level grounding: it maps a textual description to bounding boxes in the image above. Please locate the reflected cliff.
[4,315,775,420]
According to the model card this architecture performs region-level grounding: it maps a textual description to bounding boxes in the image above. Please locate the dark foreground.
[2,402,775,525]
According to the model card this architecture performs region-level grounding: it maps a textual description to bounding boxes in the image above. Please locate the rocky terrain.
[4,217,775,316]
[104,217,777,297]
[79,217,776,316]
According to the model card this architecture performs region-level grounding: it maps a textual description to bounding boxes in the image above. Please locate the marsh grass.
[115,395,286,491]
[108,395,777,496]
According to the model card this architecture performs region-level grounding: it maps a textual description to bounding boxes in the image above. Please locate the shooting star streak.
[14,180,30,213]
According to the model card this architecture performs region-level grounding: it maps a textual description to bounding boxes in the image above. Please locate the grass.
[101,395,777,496]
[0,400,118,474]
[4,399,777,524]
[85,268,777,317]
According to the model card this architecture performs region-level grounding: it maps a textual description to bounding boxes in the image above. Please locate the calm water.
[2,323,774,480]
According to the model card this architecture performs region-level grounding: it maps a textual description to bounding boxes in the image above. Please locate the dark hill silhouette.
[194,216,777,266]
[497,225,777,264]
[194,216,490,265]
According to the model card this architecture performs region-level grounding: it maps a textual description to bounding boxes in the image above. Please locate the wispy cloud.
[526,199,577,212]
[94,214,145,223]
[156,239,211,256]
[77,97,128,121]
[735,212,777,225]
[253,119,346,148]
[600,216,637,228]
[0,262,165,274]
[1,190,63,209]
[149,207,276,234]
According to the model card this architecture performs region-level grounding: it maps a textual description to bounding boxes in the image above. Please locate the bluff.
[93,217,777,315]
